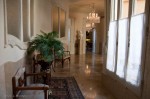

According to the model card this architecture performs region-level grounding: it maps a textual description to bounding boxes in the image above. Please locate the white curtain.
[116,18,128,78]
[126,14,145,85]
[106,21,117,72]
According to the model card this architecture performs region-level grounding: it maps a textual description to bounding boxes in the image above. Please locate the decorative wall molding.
[7,34,27,50]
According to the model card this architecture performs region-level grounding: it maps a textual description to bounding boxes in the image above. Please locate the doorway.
[86,30,93,53]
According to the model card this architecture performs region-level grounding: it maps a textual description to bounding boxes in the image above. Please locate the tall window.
[116,19,128,78]
[126,14,145,85]
[106,0,146,86]
[106,21,117,72]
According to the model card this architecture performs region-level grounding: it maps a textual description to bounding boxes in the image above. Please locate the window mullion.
[114,0,120,74]
[124,0,133,81]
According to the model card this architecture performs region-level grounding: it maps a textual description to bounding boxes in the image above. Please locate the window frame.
[106,0,148,95]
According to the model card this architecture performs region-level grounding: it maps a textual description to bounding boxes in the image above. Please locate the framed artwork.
[52,5,66,38]
[60,8,66,37]
[52,5,59,36]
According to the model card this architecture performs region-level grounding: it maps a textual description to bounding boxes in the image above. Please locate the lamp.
[86,3,100,23]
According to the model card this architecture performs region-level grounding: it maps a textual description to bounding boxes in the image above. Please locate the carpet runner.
[48,77,84,99]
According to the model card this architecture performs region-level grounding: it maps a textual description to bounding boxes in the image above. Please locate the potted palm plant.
[27,31,64,71]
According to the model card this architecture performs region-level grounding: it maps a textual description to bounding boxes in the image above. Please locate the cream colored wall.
[0,0,70,98]
[5,59,25,99]
[0,65,6,99]
[0,0,59,98]
[0,1,26,99]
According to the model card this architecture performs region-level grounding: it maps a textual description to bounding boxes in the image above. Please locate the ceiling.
[68,0,105,15]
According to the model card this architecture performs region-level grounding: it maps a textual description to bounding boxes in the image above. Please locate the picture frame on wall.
[52,5,59,36]
[60,8,66,38]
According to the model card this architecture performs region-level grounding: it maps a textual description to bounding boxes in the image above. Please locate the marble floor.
[51,53,115,99]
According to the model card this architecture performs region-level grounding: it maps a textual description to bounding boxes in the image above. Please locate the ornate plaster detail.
[7,34,27,50]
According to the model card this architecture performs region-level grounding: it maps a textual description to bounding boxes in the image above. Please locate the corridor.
[52,53,115,99]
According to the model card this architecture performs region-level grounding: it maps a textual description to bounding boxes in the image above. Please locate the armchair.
[54,50,70,68]
[12,67,50,99]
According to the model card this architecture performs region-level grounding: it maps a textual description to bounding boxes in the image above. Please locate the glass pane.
[134,0,145,15]
[106,21,117,72]
[116,18,128,78]
[121,0,129,18]
[126,14,145,86]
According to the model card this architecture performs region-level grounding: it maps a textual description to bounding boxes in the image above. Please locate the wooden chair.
[54,50,71,68]
[12,67,50,99]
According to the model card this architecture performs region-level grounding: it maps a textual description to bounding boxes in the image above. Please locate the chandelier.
[86,3,100,23]
[86,23,95,30]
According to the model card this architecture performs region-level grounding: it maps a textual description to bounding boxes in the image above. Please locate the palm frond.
[27,31,64,62]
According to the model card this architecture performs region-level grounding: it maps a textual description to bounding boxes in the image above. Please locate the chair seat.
[18,84,49,99]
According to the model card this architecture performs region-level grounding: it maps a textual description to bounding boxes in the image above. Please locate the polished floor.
[51,53,115,99]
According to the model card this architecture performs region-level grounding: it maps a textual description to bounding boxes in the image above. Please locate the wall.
[95,18,105,54]
[0,1,26,99]
[0,0,69,98]
[33,0,70,49]
[142,10,150,99]
[4,59,25,99]
[102,73,140,99]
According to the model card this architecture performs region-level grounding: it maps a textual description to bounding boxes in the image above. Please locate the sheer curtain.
[126,14,145,85]
[116,18,128,78]
[106,21,117,72]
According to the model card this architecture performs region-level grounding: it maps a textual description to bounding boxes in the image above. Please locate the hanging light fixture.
[86,3,100,23]
[86,23,95,30]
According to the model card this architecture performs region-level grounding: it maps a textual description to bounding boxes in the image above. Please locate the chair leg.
[44,90,48,99]
[62,59,64,68]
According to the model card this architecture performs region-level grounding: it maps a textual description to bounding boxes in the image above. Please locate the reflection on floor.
[51,53,115,99]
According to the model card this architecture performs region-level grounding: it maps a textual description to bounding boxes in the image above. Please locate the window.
[133,0,146,15]
[116,18,128,78]
[106,21,117,72]
[120,0,129,18]
[106,0,146,86]
[126,14,144,85]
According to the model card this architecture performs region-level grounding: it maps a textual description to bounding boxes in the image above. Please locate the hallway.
[52,53,115,99]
